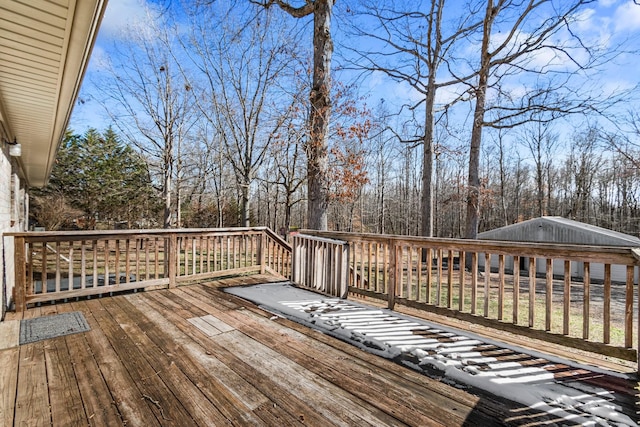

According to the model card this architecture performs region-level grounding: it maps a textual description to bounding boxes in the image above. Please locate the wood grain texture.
[2,274,637,426]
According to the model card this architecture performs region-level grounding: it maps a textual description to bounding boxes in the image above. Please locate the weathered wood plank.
[199,314,234,333]
[102,297,234,426]
[57,302,124,427]
[44,336,87,426]
[583,262,591,340]
[0,347,19,426]
[0,319,19,350]
[563,260,571,335]
[141,291,337,426]
[192,284,571,426]
[90,298,195,426]
[604,264,611,344]
[15,343,50,426]
[178,286,463,426]
[77,299,163,426]
[546,258,553,331]
[498,254,505,320]
[625,265,634,349]
[512,256,520,325]
[217,329,396,426]
[253,401,308,427]
[124,294,270,424]
[187,316,222,336]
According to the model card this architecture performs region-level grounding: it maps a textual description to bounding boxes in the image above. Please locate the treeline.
[48,1,639,237]
[34,122,640,240]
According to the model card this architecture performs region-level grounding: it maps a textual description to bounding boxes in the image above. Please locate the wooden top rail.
[5,226,274,240]
[295,233,348,245]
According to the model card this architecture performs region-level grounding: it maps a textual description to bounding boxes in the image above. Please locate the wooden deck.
[1,274,637,426]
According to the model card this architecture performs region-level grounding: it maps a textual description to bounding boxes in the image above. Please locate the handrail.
[302,229,640,373]
[7,227,291,312]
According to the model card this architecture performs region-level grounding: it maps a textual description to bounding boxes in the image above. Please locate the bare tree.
[185,3,295,226]
[344,0,483,237]
[519,120,559,217]
[459,0,621,238]
[253,0,334,230]
[95,10,196,228]
[561,126,603,222]
[257,96,307,237]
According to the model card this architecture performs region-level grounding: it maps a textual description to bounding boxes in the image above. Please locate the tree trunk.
[465,0,493,240]
[421,73,436,238]
[306,0,333,230]
[163,167,172,228]
[240,182,250,227]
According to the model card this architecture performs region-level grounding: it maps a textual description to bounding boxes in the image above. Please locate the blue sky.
[70,0,640,137]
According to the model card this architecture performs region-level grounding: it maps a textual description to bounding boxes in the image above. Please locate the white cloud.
[598,0,618,8]
[87,45,111,72]
[613,2,640,32]
[99,0,157,40]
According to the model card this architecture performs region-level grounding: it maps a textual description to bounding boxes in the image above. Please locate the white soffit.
[0,0,107,187]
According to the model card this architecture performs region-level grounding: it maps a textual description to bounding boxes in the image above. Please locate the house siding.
[0,147,27,319]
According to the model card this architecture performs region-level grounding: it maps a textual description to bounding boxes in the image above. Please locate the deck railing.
[302,230,640,371]
[7,227,291,311]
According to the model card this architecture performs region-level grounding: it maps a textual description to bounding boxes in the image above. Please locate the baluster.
[563,260,571,335]
[545,258,552,331]
[513,256,520,324]
[603,264,611,343]
[583,262,590,340]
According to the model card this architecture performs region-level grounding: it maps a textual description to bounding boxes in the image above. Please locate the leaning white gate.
[291,234,349,298]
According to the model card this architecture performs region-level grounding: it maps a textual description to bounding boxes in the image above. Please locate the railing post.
[388,238,398,310]
[13,236,26,313]
[168,233,177,288]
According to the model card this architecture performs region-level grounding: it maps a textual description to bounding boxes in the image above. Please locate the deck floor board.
[175,285,459,426]
[2,274,637,426]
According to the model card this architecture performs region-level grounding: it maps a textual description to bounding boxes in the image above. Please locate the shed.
[477,216,640,283]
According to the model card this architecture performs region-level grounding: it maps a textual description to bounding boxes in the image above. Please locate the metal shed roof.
[0,0,107,187]
[477,216,640,247]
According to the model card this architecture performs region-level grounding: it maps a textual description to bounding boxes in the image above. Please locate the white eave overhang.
[0,0,107,187]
